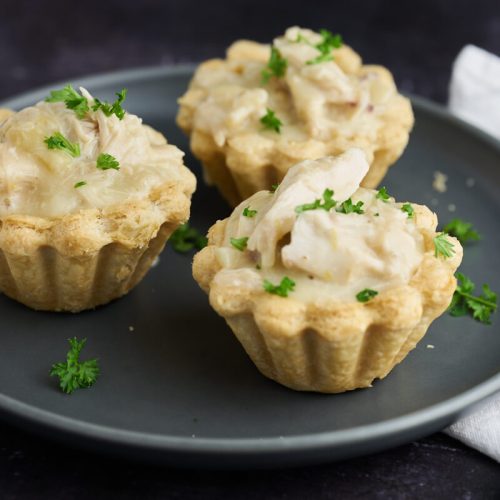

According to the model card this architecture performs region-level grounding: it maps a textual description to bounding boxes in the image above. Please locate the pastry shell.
[0,176,196,312]
[193,208,463,393]
[177,43,414,206]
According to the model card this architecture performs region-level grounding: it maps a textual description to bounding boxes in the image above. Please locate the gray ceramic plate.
[0,66,499,469]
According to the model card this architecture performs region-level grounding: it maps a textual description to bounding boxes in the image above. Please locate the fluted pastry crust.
[0,103,196,311]
[193,207,462,393]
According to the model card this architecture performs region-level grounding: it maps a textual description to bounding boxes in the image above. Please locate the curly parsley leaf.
[170,223,207,253]
[434,233,455,259]
[356,288,378,302]
[44,132,80,158]
[242,207,258,218]
[337,198,364,214]
[92,88,128,120]
[307,29,343,65]
[50,337,99,395]
[46,84,89,119]
[401,203,414,218]
[74,181,87,188]
[443,219,480,245]
[230,236,249,251]
[295,188,337,214]
[270,183,280,193]
[261,47,288,84]
[263,276,296,297]
[376,186,390,202]
[449,273,497,324]
[96,153,120,170]
[260,108,283,133]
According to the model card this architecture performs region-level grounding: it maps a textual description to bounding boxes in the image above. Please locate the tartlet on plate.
[0,87,196,312]
[193,149,462,393]
[177,26,414,206]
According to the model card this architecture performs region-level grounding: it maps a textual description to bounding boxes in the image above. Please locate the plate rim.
[0,64,499,464]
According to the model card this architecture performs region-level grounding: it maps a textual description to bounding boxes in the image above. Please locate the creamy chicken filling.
[181,26,398,156]
[0,88,186,217]
[214,149,424,302]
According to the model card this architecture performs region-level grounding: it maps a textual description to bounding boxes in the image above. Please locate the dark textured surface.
[0,0,499,498]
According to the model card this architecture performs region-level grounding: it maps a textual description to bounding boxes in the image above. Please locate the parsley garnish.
[306,29,343,65]
[337,198,364,214]
[96,153,120,170]
[261,47,288,84]
[263,276,296,297]
[243,207,258,218]
[443,219,480,245]
[401,203,414,218]
[46,85,89,119]
[230,236,249,251]
[295,188,337,214]
[170,223,207,253]
[356,289,378,302]
[376,186,390,202]
[260,108,283,133]
[92,89,128,120]
[50,337,99,395]
[449,273,497,324]
[434,233,455,259]
[44,132,81,158]
[74,181,87,188]
[270,183,280,193]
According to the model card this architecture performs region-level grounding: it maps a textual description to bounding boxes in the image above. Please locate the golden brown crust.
[193,207,463,393]
[0,109,14,122]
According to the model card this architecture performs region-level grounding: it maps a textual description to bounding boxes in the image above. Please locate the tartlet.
[193,149,462,393]
[178,26,414,206]
[0,87,196,312]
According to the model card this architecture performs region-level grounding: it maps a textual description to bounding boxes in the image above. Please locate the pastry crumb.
[426,344,435,349]
[433,171,448,193]
[466,177,475,188]
[128,325,135,332]
[448,204,456,212]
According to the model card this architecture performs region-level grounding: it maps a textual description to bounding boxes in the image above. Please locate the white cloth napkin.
[445,45,500,462]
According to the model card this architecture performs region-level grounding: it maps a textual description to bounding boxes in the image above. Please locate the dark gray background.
[0,0,499,498]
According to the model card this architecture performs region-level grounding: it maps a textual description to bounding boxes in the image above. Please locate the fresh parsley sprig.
[356,289,378,302]
[46,86,128,120]
[74,181,87,189]
[92,89,128,120]
[50,337,99,395]
[96,153,120,170]
[270,183,280,193]
[260,108,283,133]
[376,186,390,202]
[443,219,480,245]
[337,198,364,214]
[401,203,414,218]
[263,276,296,297]
[449,273,497,324]
[46,85,89,119]
[44,132,81,158]
[295,188,337,214]
[242,207,258,218]
[306,29,343,65]
[261,47,288,84]
[434,233,455,259]
[230,236,249,251]
[170,223,207,253]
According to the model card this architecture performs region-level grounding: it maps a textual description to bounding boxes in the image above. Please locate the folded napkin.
[445,45,500,462]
